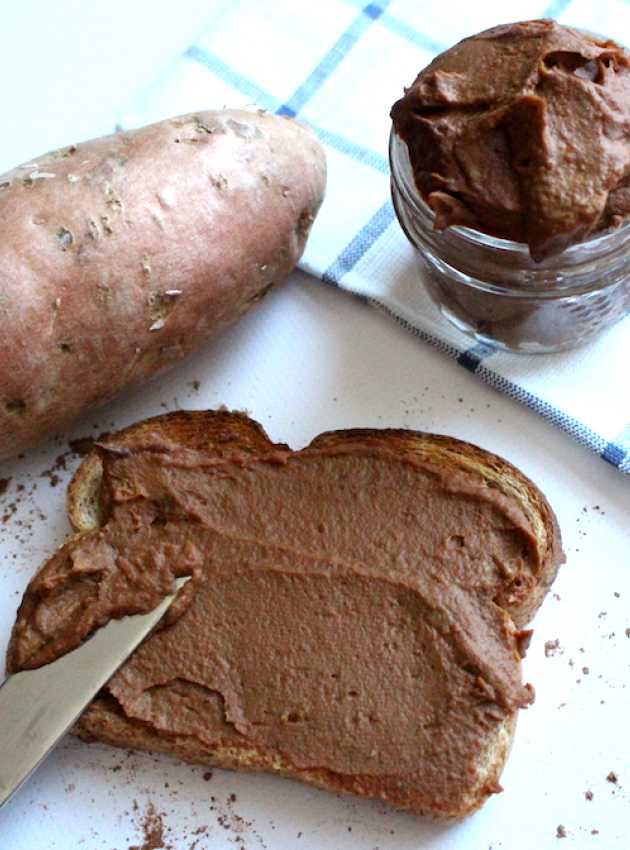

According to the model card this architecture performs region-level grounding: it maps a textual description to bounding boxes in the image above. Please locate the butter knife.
[0,576,189,809]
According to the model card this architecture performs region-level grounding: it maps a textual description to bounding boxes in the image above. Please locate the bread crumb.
[130,802,171,850]
[556,824,567,838]
[606,771,618,784]
[69,436,96,455]
[544,639,561,657]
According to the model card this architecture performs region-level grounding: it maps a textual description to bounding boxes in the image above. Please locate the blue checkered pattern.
[122,0,630,475]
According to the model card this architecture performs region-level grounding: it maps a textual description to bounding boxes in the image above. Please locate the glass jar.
[389,130,630,353]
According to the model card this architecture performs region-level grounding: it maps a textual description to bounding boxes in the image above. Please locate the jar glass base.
[419,254,630,354]
[435,301,605,354]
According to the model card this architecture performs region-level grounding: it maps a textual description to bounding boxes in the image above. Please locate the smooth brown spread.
[8,434,544,813]
[391,19,630,260]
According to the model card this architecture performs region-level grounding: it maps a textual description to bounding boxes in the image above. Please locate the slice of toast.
[67,410,562,627]
[8,410,564,819]
[66,410,284,532]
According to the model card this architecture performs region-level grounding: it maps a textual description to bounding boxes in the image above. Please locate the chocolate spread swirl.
[391,19,630,260]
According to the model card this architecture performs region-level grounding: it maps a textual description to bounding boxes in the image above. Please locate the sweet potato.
[0,110,326,460]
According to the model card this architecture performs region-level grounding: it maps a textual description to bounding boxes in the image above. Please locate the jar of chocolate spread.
[390,19,630,353]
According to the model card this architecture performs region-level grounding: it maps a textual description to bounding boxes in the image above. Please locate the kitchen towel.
[121,0,630,473]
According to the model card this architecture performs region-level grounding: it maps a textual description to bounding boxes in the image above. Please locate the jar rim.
[388,128,630,264]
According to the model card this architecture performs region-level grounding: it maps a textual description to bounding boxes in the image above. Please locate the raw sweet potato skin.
[0,110,326,460]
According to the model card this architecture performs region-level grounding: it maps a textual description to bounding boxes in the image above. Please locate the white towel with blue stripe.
[121,0,630,473]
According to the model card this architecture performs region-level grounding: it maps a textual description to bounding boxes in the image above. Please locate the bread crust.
[16,410,563,819]
[74,695,516,819]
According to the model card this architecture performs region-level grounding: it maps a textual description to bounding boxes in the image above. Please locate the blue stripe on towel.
[185,47,388,173]
[277,1,390,119]
[341,0,446,52]
[323,201,396,285]
[602,442,627,468]
[369,299,463,358]
[185,46,282,111]
[369,299,611,457]
[457,343,496,372]
[476,369,608,454]
[376,12,446,53]
[305,125,388,173]
[601,422,630,468]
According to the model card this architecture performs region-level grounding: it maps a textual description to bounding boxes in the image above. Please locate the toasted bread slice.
[67,409,285,533]
[67,411,561,626]
[75,693,516,820]
[9,410,563,819]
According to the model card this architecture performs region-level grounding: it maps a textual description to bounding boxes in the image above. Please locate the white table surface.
[1,3,628,849]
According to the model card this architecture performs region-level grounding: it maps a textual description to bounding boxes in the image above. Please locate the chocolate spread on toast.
[8,426,562,812]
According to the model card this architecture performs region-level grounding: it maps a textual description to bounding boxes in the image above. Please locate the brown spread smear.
[8,435,546,812]
[391,19,630,260]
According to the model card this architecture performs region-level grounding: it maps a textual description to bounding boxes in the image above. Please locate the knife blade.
[0,575,190,809]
